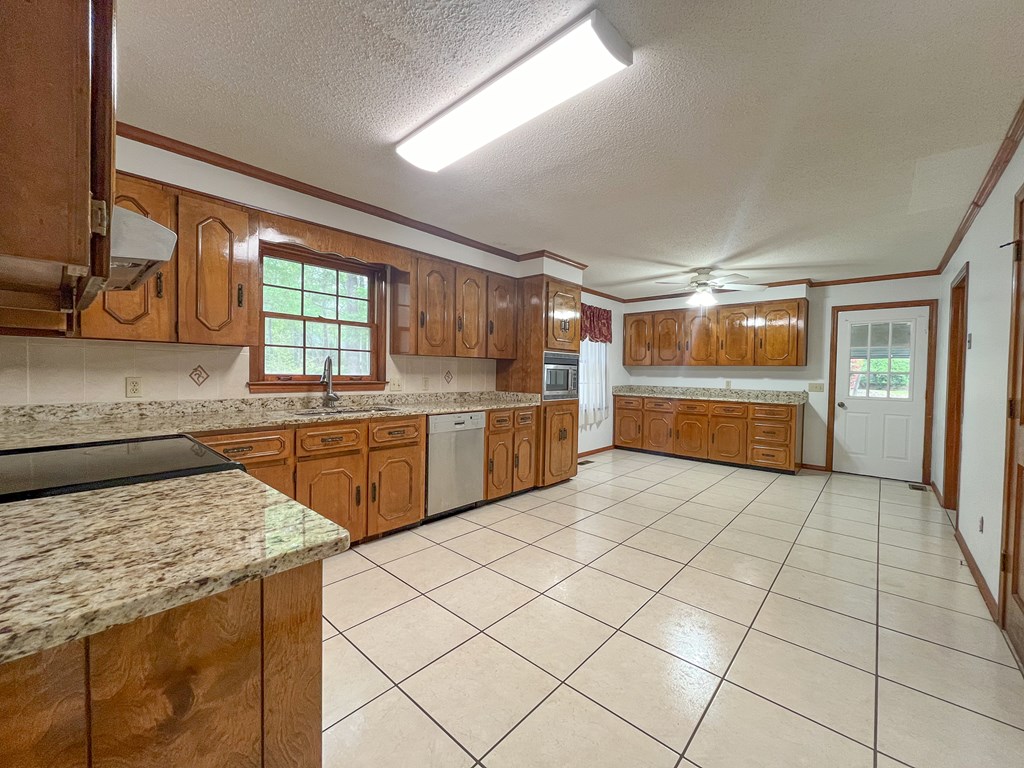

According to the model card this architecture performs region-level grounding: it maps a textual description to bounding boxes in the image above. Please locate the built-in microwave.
[542,352,579,400]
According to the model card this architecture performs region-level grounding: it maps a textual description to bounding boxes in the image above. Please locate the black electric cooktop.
[0,435,245,504]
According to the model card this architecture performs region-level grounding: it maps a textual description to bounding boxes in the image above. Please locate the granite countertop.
[613,385,809,405]
[0,393,541,452]
[0,470,349,665]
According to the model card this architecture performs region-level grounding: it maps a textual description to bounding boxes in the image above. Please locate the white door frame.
[826,300,937,482]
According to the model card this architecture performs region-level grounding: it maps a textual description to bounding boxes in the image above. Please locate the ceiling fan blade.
[654,281,697,289]
[717,282,767,291]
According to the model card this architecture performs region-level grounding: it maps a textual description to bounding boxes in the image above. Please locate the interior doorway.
[943,264,969,523]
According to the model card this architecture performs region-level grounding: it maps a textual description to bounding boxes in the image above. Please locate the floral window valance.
[581,303,612,343]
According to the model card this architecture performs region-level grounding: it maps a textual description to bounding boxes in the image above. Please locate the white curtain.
[579,338,609,428]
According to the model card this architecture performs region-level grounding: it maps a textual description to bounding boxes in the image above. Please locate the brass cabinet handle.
[488,320,495,335]
[419,311,426,328]
[321,436,349,444]
[223,445,253,455]
[457,315,463,332]
[355,486,361,506]
[155,271,164,299]
[488,458,494,474]
[514,454,520,469]
[387,429,407,437]
[237,283,244,307]
[371,482,377,503]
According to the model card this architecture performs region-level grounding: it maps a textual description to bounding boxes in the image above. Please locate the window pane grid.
[847,320,913,400]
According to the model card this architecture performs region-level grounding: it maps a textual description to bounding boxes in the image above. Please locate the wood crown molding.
[518,250,589,270]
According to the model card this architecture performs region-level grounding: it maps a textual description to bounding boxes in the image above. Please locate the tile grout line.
[873,478,882,768]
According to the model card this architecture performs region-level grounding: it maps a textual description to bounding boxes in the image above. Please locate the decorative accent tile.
[188,364,210,387]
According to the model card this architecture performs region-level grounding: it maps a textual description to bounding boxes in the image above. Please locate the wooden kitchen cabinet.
[513,408,538,492]
[613,398,643,449]
[416,258,456,356]
[368,443,425,536]
[177,194,257,346]
[623,313,653,366]
[541,401,579,485]
[196,428,295,498]
[682,308,718,365]
[81,176,178,342]
[675,413,709,459]
[296,451,367,541]
[755,299,807,366]
[455,265,487,358]
[653,311,685,366]
[643,410,674,453]
[717,304,755,366]
[486,430,515,499]
[709,415,748,463]
[486,274,517,359]
[545,280,581,352]
[0,0,114,328]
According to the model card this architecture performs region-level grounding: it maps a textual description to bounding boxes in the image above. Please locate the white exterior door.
[833,306,930,481]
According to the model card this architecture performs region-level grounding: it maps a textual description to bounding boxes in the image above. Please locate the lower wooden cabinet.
[196,428,295,498]
[486,430,514,499]
[486,407,537,498]
[613,398,803,472]
[295,451,367,542]
[541,401,578,486]
[249,462,296,497]
[642,410,674,453]
[513,425,538,492]
[368,443,425,536]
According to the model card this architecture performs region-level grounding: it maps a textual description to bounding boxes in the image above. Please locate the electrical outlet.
[979,516,984,533]
[422,376,431,391]
[390,378,403,392]
[808,382,825,393]
[125,377,143,398]
[724,380,732,389]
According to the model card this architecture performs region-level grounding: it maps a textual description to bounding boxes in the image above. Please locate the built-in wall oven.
[542,352,579,400]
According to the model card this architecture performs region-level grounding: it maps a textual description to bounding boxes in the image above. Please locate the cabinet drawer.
[488,410,514,432]
[676,400,708,415]
[369,417,424,447]
[710,403,749,417]
[514,408,536,427]
[752,404,793,421]
[616,396,643,410]
[751,421,792,444]
[643,398,674,412]
[296,422,367,456]
[749,445,791,469]
[200,429,292,463]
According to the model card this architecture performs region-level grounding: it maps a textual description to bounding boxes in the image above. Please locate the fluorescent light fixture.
[687,289,717,307]
[396,10,632,172]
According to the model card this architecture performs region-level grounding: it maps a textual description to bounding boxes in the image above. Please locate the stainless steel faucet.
[320,355,340,408]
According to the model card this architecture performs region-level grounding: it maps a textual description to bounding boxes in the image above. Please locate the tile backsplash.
[0,337,496,406]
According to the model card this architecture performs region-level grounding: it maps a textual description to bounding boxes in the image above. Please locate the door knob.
[837,401,847,410]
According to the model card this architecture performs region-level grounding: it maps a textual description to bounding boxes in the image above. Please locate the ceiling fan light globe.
[687,290,717,307]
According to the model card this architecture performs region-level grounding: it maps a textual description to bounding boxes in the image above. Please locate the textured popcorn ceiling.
[116,0,1024,298]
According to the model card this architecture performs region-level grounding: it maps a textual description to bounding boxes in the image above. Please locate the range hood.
[105,206,177,291]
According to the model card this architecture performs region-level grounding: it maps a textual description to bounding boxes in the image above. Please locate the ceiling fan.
[656,267,768,306]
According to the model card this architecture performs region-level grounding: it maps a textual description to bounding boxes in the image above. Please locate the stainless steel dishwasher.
[427,412,485,518]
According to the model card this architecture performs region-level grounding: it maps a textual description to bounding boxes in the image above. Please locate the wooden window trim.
[249,244,387,393]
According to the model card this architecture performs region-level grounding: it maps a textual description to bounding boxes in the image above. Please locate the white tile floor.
[319,449,1024,768]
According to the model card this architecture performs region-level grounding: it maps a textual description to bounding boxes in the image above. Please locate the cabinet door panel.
[486,431,514,499]
[486,274,517,359]
[248,462,295,498]
[416,259,455,356]
[653,311,684,366]
[674,414,708,459]
[755,300,805,366]
[368,445,424,535]
[642,412,674,453]
[296,452,367,542]
[177,195,255,346]
[614,409,643,448]
[623,314,652,366]
[81,176,177,341]
[513,429,537,491]
[542,402,578,484]
[717,305,755,366]
[682,309,718,365]
[709,417,747,463]
[455,266,487,358]
[546,281,581,352]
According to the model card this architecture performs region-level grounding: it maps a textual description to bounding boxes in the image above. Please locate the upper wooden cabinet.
[177,194,257,346]
[0,0,115,328]
[755,299,807,366]
[717,304,755,366]
[80,177,177,342]
[545,280,581,352]
[455,266,487,358]
[486,274,517,359]
[415,259,456,356]
[626,299,808,368]
[623,313,653,366]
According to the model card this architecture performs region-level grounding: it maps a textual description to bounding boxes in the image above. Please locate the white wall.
[930,145,1023,598]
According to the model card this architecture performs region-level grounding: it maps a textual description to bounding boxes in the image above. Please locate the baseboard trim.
[578,445,614,459]
[801,463,828,473]
[954,529,999,621]
[929,480,945,509]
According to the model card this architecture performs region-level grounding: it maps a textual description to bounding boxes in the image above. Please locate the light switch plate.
[808,382,825,393]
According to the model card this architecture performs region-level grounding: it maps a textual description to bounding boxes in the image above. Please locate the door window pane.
[848,319,914,399]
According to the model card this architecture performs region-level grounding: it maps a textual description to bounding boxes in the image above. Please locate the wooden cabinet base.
[0,563,323,768]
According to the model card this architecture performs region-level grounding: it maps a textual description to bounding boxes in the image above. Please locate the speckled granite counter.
[0,392,541,451]
[0,470,348,664]
[613,385,808,405]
